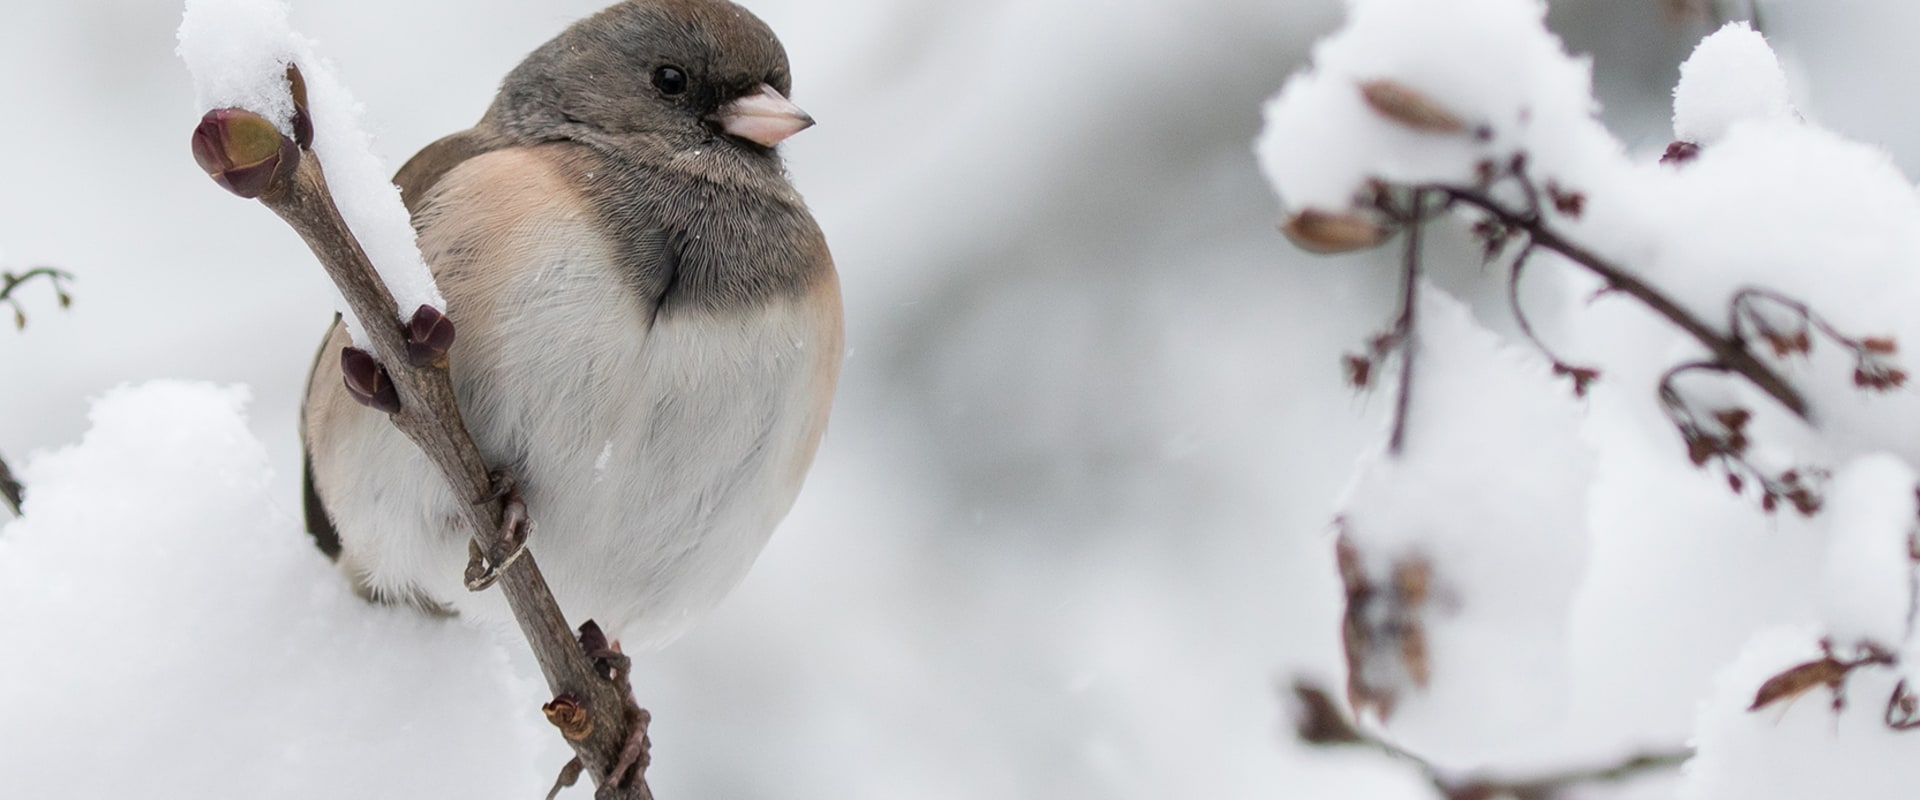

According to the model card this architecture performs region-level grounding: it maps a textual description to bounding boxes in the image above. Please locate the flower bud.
[340,347,402,414]
[406,304,457,368]
[190,108,299,199]
[1281,209,1391,254]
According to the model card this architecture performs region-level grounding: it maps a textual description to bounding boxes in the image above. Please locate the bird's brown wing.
[299,129,503,560]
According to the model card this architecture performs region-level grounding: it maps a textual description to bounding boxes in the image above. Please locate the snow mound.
[0,381,553,798]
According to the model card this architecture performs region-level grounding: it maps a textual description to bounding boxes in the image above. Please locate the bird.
[299,0,841,650]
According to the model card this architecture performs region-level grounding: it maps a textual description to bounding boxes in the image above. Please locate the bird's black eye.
[652,65,688,96]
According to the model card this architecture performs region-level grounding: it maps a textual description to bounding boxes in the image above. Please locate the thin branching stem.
[1,267,74,329]
[1438,185,1810,419]
[1387,190,1427,455]
[1289,680,1690,800]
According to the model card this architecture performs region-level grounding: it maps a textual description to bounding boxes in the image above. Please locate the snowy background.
[7,0,1920,798]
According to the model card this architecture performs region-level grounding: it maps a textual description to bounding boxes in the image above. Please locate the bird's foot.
[576,621,652,794]
[464,470,530,591]
[603,705,652,795]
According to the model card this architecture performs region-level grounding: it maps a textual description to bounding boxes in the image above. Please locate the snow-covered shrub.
[1262,1,1920,796]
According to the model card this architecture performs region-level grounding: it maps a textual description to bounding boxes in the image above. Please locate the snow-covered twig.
[188,69,654,800]
[1289,679,1690,800]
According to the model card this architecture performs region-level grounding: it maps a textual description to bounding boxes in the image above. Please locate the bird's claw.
[464,475,531,591]
[573,621,651,794]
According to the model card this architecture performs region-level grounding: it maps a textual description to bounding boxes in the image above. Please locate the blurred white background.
[4,0,1917,797]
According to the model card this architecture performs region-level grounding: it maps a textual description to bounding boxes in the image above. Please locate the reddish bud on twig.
[285,64,314,149]
[1862,337,1899,355]
[1554,364,1600,397]
[1546,182,1586,218]
[340,347,402,414]
[543,694,594,741]
[1344,354,1374,389]
[1358,79,1466,134]
[1661,141,1701,165]
[191,108,299,199]
[1282,209,1391,255]
[1888,680,1920,730]
[406,304,457,368]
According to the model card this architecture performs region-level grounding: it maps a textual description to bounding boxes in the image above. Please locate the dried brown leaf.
[1359,79,1466,133]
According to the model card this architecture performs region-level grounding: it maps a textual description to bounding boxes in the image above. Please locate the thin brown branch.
[198,102,651,796]
[1439,185,1810,419]
[1288,679,1690,800]
[1387,190,1427,455]
[1505,245,1600,396]
[0,450,21,517]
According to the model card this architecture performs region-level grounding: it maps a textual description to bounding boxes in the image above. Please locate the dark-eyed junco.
[300,0,840,647]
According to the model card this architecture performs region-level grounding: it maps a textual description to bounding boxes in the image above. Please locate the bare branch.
[1504,245,1601,397]
[1439,184,1811,419]
[193,93,652,795]
[1387,190,1428,455]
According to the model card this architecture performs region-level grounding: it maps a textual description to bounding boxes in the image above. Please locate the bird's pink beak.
[713,84,814,148]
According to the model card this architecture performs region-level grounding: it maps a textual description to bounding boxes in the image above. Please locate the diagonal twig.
[193,93,652,797]
[1438,185,1810,420]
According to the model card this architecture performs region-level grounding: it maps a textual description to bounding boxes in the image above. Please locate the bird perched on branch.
[301,0,840,648]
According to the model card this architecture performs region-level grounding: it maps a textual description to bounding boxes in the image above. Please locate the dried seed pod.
[542,694,594,741]
[1359,79,1466,134]
[1282,209,1391,255]
[1749,657,1849,711]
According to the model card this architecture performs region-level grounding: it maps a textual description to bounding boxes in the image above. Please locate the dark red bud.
[405,304,457,368]
[340,347,401,414]
[1662,141,1701,165]
[191,108,299,199]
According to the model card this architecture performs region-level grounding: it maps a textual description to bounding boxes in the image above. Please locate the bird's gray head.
[487,0,812,157]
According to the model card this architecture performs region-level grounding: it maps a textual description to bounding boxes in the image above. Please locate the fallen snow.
[0,381,556,798]
[1818,454,1918,650]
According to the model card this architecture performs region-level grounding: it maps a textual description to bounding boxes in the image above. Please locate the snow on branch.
[178,0,442,349]
[1260,0,1920,794]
